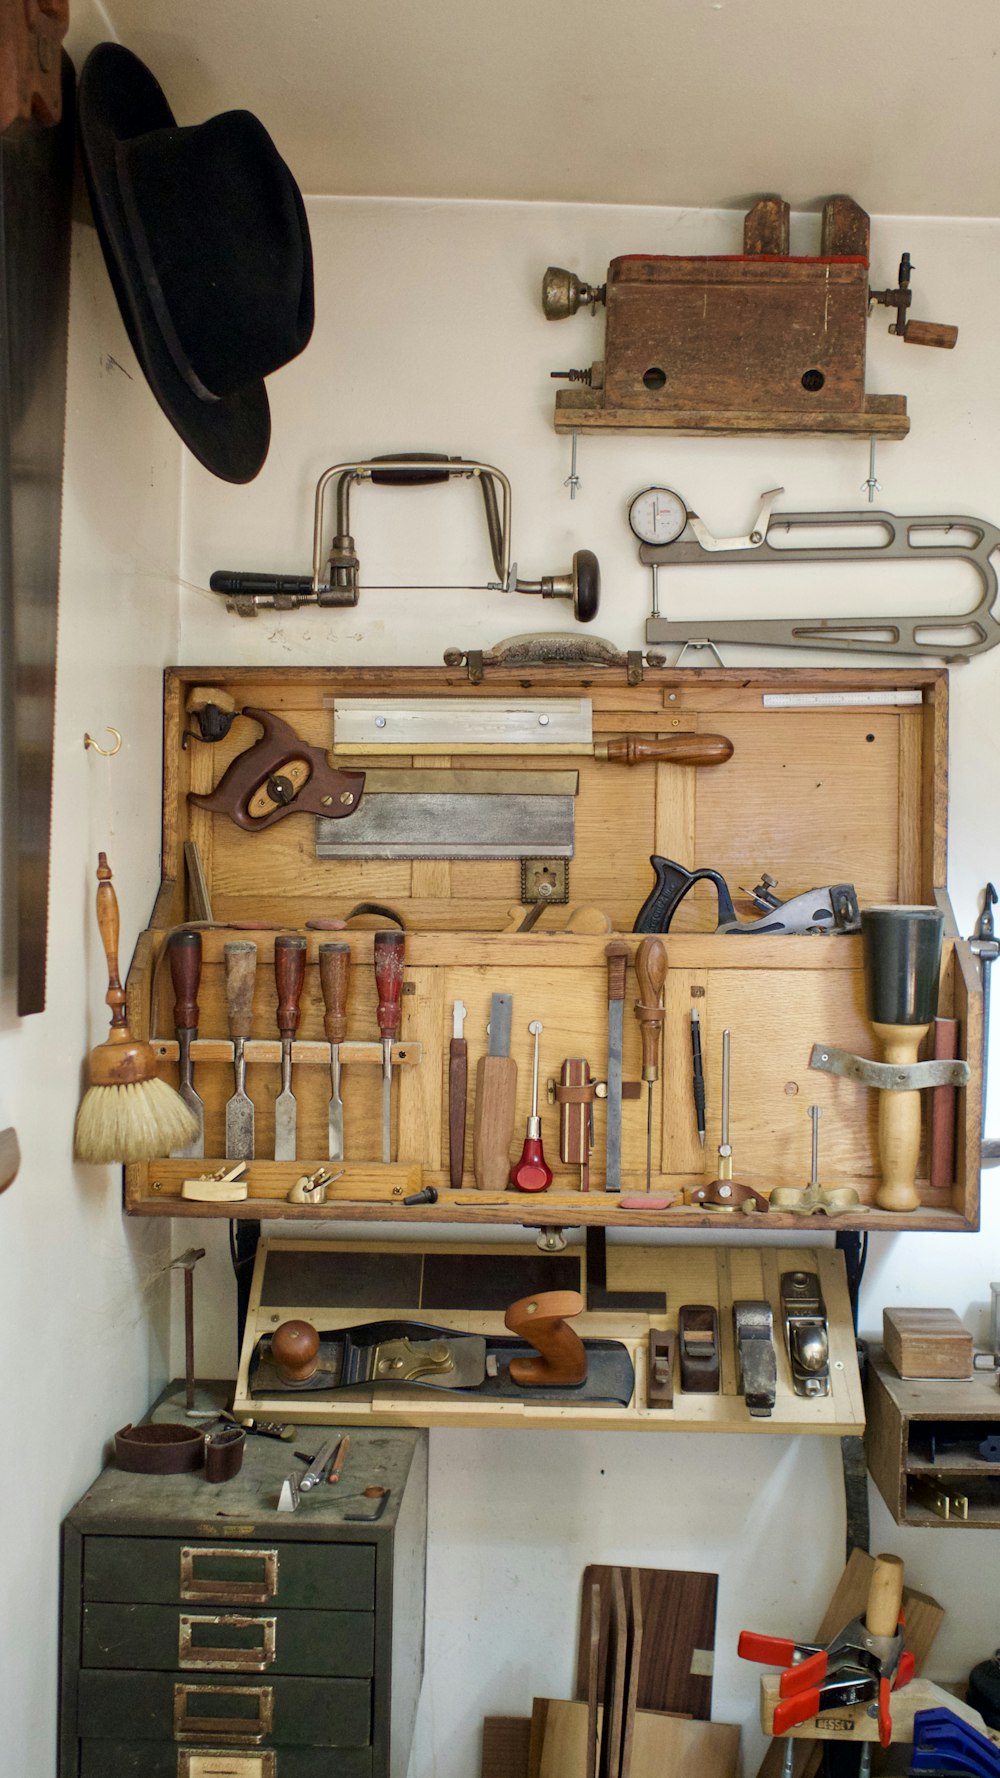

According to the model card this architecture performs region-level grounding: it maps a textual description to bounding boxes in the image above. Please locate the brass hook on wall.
[83,726,122,757]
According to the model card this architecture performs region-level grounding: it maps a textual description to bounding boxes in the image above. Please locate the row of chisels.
[165,928,408,1164]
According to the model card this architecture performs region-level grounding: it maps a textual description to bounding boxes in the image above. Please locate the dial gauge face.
[627,486,688,546]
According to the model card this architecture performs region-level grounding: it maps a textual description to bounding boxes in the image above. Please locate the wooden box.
[865,1350,1000,1526]
[122,662,980,1232]
[883,1307,974,1378]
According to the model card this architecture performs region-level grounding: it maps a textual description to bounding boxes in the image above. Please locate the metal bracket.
[643,503,1000,660]
[733,1300,777,1417]
[810,1042,971,1091]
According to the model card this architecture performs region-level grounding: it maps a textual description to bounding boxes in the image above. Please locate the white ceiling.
[102,0,1000,218]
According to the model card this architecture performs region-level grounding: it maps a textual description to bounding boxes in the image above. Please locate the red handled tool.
[373,929,405,1164]
[511,1020,553,1192]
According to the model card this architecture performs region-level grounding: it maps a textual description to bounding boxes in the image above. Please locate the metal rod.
[809,1104,821,1187]
[721,1029,730,1145]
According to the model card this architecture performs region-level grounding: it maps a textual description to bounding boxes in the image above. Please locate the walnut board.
[231,1239,865,1435]
[575,1567,717,1719]
[121,664,981,1232]
[529,1697,739,1778]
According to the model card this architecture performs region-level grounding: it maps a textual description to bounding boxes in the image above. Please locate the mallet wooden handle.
[168,930,202,1032]
[319,942,350,1045]
[504,1289,587,1386]
[865,1553,904,1637]
[274,934,307,1038]
[634,936,668,1081]
[595,733,734,767]
[873,1021,928,1212]
[224,942,257,1041]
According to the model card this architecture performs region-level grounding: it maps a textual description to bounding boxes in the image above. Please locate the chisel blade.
[328,1048,344,1160]
[172,1033,205,1158]
[274,1086,296,1160]
[226,1087,254,1161]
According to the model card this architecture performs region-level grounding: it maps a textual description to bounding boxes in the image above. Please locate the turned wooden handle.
[318,942,350,1044]
[865,1553,904,1637]
[224,942,258,1040]
[274,934,307,1038]
[904,320,958,349]
[595,733,734,767]
[271,1318,320,1383]
[504,1289,587,1386]
[94,853,128,1034]
[168,930,202,1032]
[634,936,667,1080]
[472,1054,517,1191]
[873,1021,928,1212]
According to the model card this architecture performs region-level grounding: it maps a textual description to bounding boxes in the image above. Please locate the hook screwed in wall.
[83,726,122,757]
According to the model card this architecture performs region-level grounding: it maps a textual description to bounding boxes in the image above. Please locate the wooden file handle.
[872,1021,928,1212]
[865,1553,904,1637]
[634,936,667,1081]
[594,733,734,767]
[472,1054,517,1191]
[504,1289,587,1387]
[168,930,202,1032]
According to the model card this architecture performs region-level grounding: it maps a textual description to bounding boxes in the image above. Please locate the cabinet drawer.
[83,1538,375,1610]
[79,1742,372,1778]
[82,1602,375,1676]
[78,1670,371,1748]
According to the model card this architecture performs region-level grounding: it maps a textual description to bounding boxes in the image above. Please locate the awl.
[635,936,667,1191]
[167,929,204,1157]
[473,991,517,1191]
[374,929,405,1164]
[273,934,306,1161]
[224,940,257,1160]
[319,941,350,1160]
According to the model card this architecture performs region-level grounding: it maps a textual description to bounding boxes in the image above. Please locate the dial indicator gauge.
[627,486,688,546]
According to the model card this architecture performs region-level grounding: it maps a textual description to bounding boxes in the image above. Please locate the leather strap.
[114,1422,205,1474]
[205,1424,247,1483]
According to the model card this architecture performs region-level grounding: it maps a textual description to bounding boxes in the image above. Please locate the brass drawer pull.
[179,1614,277,1672]
[177,1754,275,1777]
[173,1682,274,1745]
[179,1547,279,1605]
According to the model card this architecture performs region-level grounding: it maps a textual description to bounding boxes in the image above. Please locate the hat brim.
[78,44,270,485]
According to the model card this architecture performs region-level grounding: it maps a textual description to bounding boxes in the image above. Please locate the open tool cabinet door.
[124,660,979,1231]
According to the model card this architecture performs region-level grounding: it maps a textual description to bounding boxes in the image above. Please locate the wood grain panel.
[576,1567,717,1719]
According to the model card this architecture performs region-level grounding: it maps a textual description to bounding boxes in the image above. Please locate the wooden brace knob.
[271,1318,320,1384]
[504,1289,587,1387]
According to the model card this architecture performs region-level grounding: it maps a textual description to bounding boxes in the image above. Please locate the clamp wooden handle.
[504,1289,587,1387]
[865,1552,904,1638]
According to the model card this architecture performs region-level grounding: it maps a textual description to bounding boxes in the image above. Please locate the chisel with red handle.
[374,929,405,1164]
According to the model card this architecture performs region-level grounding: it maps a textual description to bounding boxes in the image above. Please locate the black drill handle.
[369,453,457,486]
[633,856,737,933]
[210,571,314,595]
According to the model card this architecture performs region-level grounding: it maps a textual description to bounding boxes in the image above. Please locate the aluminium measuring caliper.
[630,486,1000,660]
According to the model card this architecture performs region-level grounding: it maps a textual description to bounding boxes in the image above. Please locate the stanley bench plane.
[634,856,860,936]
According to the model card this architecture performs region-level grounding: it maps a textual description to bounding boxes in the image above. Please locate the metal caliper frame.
[642,492,1000,660]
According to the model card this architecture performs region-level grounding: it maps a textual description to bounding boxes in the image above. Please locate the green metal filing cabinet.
[59,1401,427,1778]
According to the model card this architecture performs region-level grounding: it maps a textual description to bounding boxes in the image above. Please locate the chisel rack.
[123,661,981,1231]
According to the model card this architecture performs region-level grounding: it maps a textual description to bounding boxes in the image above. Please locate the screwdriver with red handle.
[373,929,405,1164]
[511,1020,553,1192]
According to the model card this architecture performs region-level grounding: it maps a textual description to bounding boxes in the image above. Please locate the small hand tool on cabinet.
[634,937,667,1191]
[167,929,205,1157]
[604,941,629,1191]
[374,928,405,1164]
[511,1021,553,1192]
[548,1058,602,1190]
[689,1005,706,1148]
[449,998,468,1188]
[740,1553,914,1742]
[224,940,257,1160]
[319,941,350,1160]
[473,991,517,1191]
[273,933,307,1161]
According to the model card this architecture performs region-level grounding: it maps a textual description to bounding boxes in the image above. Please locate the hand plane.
[780,1270,830,1398]
[634,856,860,935]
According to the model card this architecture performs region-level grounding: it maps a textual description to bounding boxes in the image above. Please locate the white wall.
[0,12,183,1771]
[177,195,1000,1778]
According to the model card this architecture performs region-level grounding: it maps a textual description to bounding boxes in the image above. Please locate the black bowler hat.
[78,43,314,484]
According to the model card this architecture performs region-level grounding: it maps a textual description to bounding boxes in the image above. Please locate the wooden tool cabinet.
[865,1349,1000,1526]
[124,662,980,1232]
[59,1390,427,1778]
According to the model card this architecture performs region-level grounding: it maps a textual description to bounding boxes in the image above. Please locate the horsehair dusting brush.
[74,853,198,1163]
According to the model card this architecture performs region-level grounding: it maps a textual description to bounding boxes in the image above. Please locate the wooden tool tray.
[233,1239,864,1435]
[123,662,980,1231]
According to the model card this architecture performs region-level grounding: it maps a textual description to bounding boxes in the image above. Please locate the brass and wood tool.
[634,937,667,1192]
[224,940,257,1161]
[448,998,468,1189]
[374,929,405,1164]
[549,1058,602,1190]
[862,905,944,1211]
[473,991,517,1191]
[604,942,629,1192]
[319,941,350,1161]
[274,933,307,1161]
[511,1021,553,1192]
[166,929,204,1158]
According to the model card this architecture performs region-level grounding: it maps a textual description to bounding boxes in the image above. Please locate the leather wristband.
[114,1422,205,1474]
[205,1424,247,1483]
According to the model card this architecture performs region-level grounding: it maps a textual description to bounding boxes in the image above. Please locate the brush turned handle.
[595,733,734,767]
[168,930,202,1032]
[504,1289,587,1387]
[224,942,257,1041]
[319,942,351,1045]
[635,936,668,1081]
[865,1553,904,1637]
[274,935,307,1038]
[94,853,128,1033]
[873,1021,928,1212]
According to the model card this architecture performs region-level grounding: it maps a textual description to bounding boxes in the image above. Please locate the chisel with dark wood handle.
[594,734,734,767]
[319,941,351,1160]
[167,930,204,1158]
[224,941,257,1160]
[274,934,307,1161]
